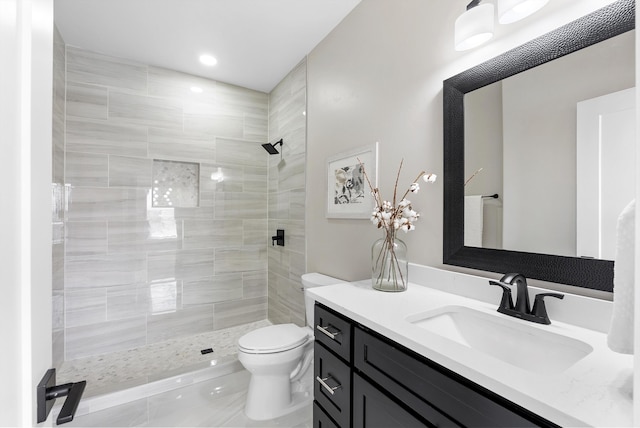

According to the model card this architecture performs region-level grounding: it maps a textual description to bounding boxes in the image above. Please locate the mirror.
[443,0,635,292]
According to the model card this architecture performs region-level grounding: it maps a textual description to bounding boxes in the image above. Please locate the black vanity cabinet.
[313,302,559,428]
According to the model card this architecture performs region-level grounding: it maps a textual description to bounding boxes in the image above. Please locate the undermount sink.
[406,305,593,374]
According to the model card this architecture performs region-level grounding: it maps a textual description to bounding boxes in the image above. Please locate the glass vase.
[371,236,408,292]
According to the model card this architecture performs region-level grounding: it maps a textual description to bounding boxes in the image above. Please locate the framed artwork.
[326,143,378,219]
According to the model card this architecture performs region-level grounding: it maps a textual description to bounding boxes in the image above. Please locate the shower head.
[262,139,283,155]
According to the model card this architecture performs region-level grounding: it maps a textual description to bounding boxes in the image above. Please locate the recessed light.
[190,86,203,93]
[199,54,217,66]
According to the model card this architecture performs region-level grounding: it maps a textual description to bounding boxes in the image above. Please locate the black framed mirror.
[443,0,635,292]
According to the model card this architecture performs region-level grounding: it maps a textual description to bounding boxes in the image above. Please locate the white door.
[0,0,54,425]
[576,87,636,260]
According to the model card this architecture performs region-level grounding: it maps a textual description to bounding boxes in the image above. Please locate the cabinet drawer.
[314,303,352,362]
[353,372,431,428]
[354,327,555,428]
[313,401,340,428]
[314,342,352,428]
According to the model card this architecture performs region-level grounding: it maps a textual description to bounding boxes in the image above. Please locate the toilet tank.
[301,273,343,328]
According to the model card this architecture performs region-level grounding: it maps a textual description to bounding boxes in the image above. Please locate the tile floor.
[61,367,313,427]
[53,319,312,426]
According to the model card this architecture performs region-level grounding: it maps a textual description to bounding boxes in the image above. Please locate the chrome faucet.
[489,273,564,325]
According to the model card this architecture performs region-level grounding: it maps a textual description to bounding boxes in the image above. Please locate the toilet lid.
[238,324,309,354]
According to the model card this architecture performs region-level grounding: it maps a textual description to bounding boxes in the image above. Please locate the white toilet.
[237,273,342,421]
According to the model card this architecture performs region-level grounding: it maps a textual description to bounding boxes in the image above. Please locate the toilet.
[237,273,343,421]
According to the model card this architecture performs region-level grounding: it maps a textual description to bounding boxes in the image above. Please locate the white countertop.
[308,273,633,427]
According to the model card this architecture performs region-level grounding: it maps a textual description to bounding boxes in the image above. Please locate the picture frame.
[326,143,378,219]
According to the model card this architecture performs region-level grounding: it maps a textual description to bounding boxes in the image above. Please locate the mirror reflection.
[464,30,635,260]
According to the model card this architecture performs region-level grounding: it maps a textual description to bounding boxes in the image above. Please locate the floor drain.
[200,348,214,355]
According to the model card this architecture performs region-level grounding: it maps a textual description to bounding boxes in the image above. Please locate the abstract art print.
[326,143,378,219]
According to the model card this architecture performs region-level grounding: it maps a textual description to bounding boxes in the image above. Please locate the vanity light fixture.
[498,0,549,24]
[199,54,217,66]
[455,0,495,51]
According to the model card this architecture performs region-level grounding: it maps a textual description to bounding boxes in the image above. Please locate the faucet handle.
[531,293,564,324]
[489,281,514,313]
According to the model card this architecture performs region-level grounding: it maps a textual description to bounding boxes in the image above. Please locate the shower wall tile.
[66,47,147,92]
[148,66,217,101]
[216,82,268,117]
[65,221,108,256]
[66,119,148,157]
[279,220,305,255]
[278,152,306,191]
[147,305,213,344]
[268,247,290,279]
[244,115,269,142]
[109,91,183,130]
[214,247,267,274]
[244,167,268,193]
[67,187,148,221]
[182,219,242,249]
[66,316,147,360]
[242,219,267,245]
[61,46,270,362]
[183,113,243,138]
[66,82,108,119]
[268,295,290,324]
[109,155,153,188]
[52,241,65,290]
[65,288,107,328]
[53,27,66,367]
[182,273,243,306]
[216,138,266,167]
[148,128,215,163]
[214,192,267,219]
[65,253,147,289]
[267,58,307,325]
[289,251,306,280]
[199,164,243,193]
[243,271,268,299]
[289,189,306,220]
[147,249,214,282]
[53,290,65,331]
[269,191,290,219]
[106,285,150,321]
[66,152,109,187]
[213,297,267,330]
[52,329,65,369]
[171,204,215,220]
[275,275,305,317]
[108,219,183,253]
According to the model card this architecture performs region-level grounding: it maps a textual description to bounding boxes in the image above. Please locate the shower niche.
[151,159,200,208]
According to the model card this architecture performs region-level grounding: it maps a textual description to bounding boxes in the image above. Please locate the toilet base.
[243,362,314,421]
[244,390,312,421]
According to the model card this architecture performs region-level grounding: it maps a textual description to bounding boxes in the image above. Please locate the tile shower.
[52,26,308,396]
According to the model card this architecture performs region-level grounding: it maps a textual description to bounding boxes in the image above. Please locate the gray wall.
[305,0,621,293]
[267,59,308,326]
[60,46,270,361]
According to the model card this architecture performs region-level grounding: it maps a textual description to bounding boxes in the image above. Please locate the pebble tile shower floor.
[58,320,271,397]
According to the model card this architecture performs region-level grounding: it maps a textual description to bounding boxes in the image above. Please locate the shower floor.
[58,320,272,397]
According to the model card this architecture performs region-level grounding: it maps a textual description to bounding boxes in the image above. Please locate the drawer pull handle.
[316,376,341,395]
[316,324,341,340]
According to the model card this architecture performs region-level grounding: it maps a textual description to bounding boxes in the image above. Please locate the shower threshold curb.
[51,358,244,420]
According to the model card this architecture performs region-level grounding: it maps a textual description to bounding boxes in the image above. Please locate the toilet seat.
[238,323,309,354]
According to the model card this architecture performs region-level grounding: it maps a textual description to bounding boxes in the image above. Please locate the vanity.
[309,264,633,427]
